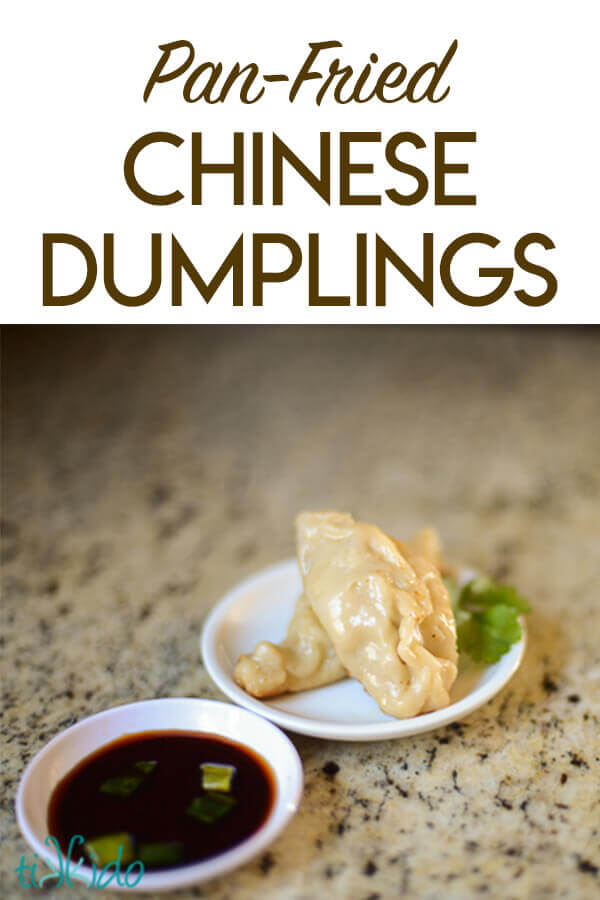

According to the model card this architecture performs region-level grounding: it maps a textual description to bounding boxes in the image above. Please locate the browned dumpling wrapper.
[234,512,457,719]
[233,593,346,698]
[296,512,457,717]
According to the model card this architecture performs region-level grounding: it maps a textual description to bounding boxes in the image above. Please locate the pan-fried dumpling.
[232,513,457,717]
[403,526,443,571]
[233,593,346,698]
[395,540,458,699]
[296,511,457,718]
[403,525,456,580]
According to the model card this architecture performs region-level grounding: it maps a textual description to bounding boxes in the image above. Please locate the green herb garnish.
[137,841,183,868]
[84,832,135,866]
[186,792,237,824]
[100,774,144,797]
[200,763,236,793]
[447,575,530,664]
[133,760,158,775]
[100,760,157,796]
[458,576,531,614]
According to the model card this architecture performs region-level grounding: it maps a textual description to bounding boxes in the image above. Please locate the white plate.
[201,560,526,741]
[16,698,303,892]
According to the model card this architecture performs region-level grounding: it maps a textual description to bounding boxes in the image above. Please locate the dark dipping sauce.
[48,730,275,870]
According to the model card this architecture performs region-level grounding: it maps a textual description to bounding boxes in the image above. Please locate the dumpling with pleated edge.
[295,511,457,718]
[234,511,457,719]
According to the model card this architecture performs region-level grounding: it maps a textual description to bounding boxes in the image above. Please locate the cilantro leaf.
[459,576,530,614]
[457,604,523,663]
[447,575,529,664]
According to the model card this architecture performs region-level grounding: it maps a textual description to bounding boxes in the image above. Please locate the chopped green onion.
[133,760,158,775]
[99,761,157,796]
[100,774,144,796]
[84,833,135,867]
[200,762,236,793]
[186,792,237,824]
[137,841,183,868]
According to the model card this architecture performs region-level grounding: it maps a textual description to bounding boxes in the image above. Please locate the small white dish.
[201,559,526,742]
[16,698,303,892]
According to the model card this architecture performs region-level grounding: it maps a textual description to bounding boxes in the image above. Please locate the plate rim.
[201,558,526,741]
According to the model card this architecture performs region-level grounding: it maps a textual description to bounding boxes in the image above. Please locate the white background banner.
[2,0,598,323]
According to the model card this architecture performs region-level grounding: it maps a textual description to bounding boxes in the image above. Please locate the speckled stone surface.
[2,326,599,899]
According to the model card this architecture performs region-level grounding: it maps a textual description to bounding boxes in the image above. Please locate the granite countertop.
[2,326,599,899]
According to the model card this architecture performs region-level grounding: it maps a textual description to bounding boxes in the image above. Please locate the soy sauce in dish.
[48,730,275,870]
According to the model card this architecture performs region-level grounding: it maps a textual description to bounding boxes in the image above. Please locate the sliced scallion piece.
[99,774,144,796]
[137,841,183,868]
[186,792,237,824]
[84,832,135,867]
[133,760,158,775]
[200,762,236,793]
[99,760,157,796]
